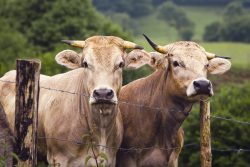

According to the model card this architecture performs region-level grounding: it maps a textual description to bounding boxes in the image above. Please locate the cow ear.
[208,58,231,75]
[55,50,81,69]
[148,52,168,69]
[124,49,151,69]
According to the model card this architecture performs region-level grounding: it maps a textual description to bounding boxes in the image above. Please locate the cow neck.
[75,70,118,151]
[153,69,193,142]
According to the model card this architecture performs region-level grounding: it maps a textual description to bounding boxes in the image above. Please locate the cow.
[116,35,231,167]
[0,103,14,167]
[0,36,149,167]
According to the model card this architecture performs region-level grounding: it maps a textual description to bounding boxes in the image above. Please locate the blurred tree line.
[0,0,131,76]
[204,1,250,42]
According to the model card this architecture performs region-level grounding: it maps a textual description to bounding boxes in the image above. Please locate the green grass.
[133,6,224,42]
[130,6,250,70]
[181,6,223,41]
[202,42,250,69]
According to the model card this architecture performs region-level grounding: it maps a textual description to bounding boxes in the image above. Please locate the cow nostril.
[193,81,200,89]
[93,90,99,97]
[107,90,114,98]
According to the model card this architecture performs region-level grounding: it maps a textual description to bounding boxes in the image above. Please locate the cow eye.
[119,61,125,68]
[173,61,179,67]
[205,64,209,68]
[82,61,88,68]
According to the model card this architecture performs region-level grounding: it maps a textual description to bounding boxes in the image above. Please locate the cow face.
[55,36,147,106]
[143,35,231,101]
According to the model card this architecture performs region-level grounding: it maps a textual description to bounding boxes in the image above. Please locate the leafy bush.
[203,1,250,42]
[157,1,194,40]
[93,0,153,18]
[0,0,132,76]
[203,22,222,41]
[5,0,131,51]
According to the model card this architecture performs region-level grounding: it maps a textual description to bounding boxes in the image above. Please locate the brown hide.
[117,70,192,167]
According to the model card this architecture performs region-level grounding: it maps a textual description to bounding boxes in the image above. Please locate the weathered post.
[200,100,212,167]
[14,59,40,167]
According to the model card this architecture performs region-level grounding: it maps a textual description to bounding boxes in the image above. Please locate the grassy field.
[133,6,223,42]
[128,6,250,70]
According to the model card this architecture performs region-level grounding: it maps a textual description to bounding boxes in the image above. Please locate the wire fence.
[1,79,249,126]
[0,78,250,154]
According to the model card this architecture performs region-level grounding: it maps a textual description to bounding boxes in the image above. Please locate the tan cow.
[0,103,14,167]
[0,36,149,167]
[116,35,231,167]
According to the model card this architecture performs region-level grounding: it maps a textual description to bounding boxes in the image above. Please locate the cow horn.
[206,52,231,60]
[61,40,85,48]
[143,34,167,54]
[123,41,144,50]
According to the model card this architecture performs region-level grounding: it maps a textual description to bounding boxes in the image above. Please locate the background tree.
[93,0,153,18]
[0,0,131,76]
[6,0,131,51]
[203,22,222,41]
[157,1,194,40]
[203,1,250,42]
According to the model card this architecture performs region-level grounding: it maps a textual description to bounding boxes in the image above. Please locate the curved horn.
[143,34,167,54]
[206,52,231,60]
[123,41,144,50]
[61,40,85,48]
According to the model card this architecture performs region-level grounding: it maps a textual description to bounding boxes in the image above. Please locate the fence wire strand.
[1,79,250,154]
[0,79,249,125]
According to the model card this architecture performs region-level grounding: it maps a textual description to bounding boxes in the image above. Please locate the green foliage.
[157,2,194,40]
[203,1,250,42]
[93,0,153,18]
[0,0,132,76]
[0,18,33,76]
[6,0,131,51]
[203,22,222,41]
[180,82,250,166]
[223,1,245,19]
[220,16,250,42]
[105,13,140,35]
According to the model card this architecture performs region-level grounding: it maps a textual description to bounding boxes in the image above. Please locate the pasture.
[1,1,250,166]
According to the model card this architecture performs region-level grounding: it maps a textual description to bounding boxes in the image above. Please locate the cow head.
[142,35,231,101]
[55,36,147,108]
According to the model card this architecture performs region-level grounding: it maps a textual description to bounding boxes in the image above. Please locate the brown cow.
[0,36,149,167]
[116,35,231,167]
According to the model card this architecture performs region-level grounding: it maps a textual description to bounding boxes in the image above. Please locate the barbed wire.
[2,134,250,154]
[37,136,197,151]
[1,79,249,126]
[210,115,250,125]
[36,136,250,153]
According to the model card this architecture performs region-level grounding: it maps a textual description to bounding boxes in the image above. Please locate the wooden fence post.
[14,59,40,167]
[200,100,212,167]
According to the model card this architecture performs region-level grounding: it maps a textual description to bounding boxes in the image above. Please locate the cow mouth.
[92,98,117,105]
[190,91,213,98]
[92,103,117,116]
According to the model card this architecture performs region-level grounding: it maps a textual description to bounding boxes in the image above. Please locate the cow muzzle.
[186,78,214,97]
[91,88,117,104]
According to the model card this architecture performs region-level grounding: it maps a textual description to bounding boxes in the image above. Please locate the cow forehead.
[166,41,208,64]
[85,36,124,47]
[83,40,124,68]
